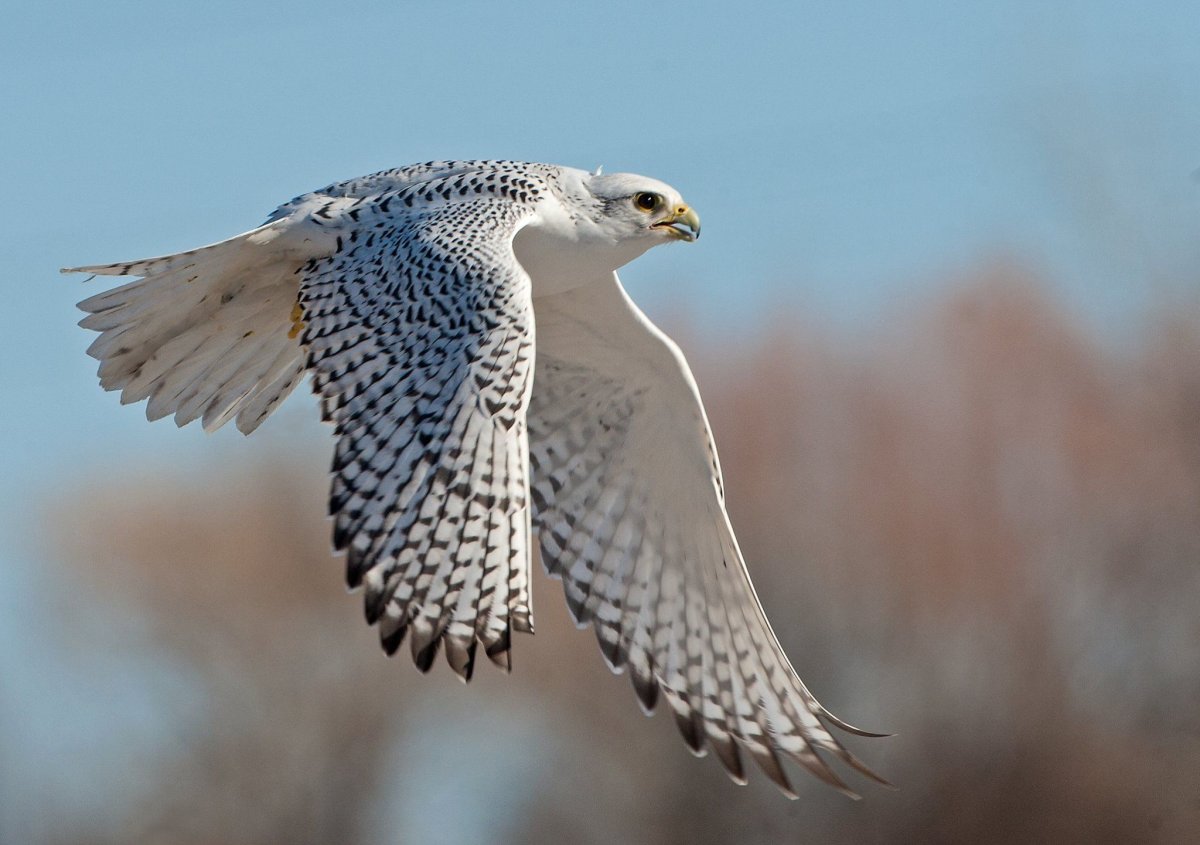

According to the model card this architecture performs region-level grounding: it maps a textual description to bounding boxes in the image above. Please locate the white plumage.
[65,160,887,798]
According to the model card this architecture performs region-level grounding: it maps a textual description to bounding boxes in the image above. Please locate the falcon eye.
[633,192,661,212]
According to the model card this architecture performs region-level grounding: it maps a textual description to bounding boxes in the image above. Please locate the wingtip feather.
[818,704,894,739]
[747,744,799,799]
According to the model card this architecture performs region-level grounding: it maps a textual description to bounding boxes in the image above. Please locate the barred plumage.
[300,192,537,675]
[65,159,887,798]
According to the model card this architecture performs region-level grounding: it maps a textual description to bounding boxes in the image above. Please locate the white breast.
[513,193,656,299]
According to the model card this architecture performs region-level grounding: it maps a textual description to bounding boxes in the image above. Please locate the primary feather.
[65,160,887,798]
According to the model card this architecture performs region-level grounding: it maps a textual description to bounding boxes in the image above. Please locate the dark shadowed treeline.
[36,266,1200,843]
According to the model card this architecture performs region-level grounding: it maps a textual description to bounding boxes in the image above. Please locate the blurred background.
[3,1,1199,842]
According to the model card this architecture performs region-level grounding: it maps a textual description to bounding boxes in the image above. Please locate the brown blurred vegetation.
[38,265,1200,843]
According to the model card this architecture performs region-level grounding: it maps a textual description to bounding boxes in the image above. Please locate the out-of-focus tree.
[50,458,401,845]
[41,266,1200,844]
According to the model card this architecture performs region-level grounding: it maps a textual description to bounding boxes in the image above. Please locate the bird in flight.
[64,160,887,798]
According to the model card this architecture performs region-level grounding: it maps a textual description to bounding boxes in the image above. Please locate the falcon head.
[517,167,701,289]
[584,172,701,244]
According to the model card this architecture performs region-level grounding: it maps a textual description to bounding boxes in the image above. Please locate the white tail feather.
[65,223,309,434]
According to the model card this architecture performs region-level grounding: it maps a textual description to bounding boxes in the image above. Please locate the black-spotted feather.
[298,188,537,676]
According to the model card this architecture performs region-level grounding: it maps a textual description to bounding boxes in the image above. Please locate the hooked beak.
[653,204,701,242]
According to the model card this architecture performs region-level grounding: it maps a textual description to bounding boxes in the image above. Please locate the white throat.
[513,196,656,298]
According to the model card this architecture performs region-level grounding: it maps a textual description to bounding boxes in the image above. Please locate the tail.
[64,223,309,434]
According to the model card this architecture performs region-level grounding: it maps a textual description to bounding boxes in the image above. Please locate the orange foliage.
[43,268,1200,843]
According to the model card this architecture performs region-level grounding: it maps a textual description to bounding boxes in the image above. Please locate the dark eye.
[634,192,660,211]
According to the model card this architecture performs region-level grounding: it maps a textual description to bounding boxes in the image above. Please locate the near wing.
[300,192,537,679]
[528,273,889,798]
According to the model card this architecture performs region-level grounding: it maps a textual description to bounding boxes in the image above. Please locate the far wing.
[528,273,888,798]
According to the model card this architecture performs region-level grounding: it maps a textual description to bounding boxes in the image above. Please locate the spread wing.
[528,274,889,798]
[300,189,537,679]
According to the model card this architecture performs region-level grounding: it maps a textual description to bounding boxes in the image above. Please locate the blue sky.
[3,0,1199,836]
[5,1,1199,472]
